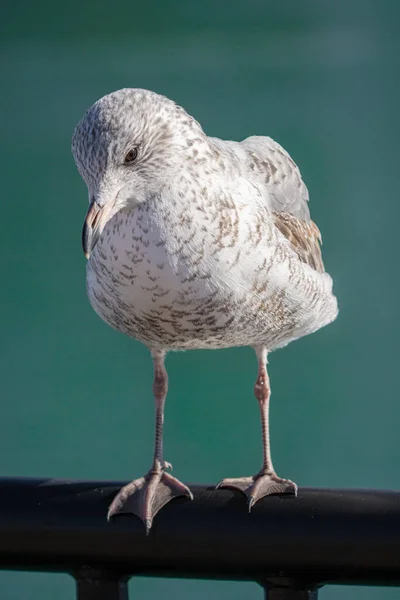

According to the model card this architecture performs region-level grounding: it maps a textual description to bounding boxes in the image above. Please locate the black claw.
[248,496,255,512]
[145,518,152,535]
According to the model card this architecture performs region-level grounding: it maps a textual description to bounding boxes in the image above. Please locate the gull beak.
[82,199,114,259]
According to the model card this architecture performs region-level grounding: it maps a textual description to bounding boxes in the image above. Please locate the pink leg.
[108,350,193,533]
[217,346,297,510]
[254,346,274,475]
[152,352,168,470]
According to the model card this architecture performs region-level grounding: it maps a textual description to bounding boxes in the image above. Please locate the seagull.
[72,88,338,533]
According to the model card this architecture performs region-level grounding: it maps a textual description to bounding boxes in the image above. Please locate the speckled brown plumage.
[273,212,324,274]
[72,88,338,533]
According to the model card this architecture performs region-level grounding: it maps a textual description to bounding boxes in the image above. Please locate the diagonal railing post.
[74,569,130,600]
[264,586,319,600]
[261,579,319,600]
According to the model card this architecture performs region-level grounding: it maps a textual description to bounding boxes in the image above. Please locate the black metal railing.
[0,477,399,598]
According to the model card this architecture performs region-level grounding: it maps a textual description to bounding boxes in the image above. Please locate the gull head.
[72,88,204,258]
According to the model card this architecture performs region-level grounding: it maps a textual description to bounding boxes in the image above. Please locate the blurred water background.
[1,0,399,598]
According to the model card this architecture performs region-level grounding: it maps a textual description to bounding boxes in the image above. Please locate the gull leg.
[217,346,297,510]
[108,350,193,533]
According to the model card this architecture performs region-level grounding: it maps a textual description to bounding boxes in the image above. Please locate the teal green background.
[1,1,399,598]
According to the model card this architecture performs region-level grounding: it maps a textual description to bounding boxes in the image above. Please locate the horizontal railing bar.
[0,477,399,588]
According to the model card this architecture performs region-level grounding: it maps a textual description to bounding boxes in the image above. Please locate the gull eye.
[124,148,138,164]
